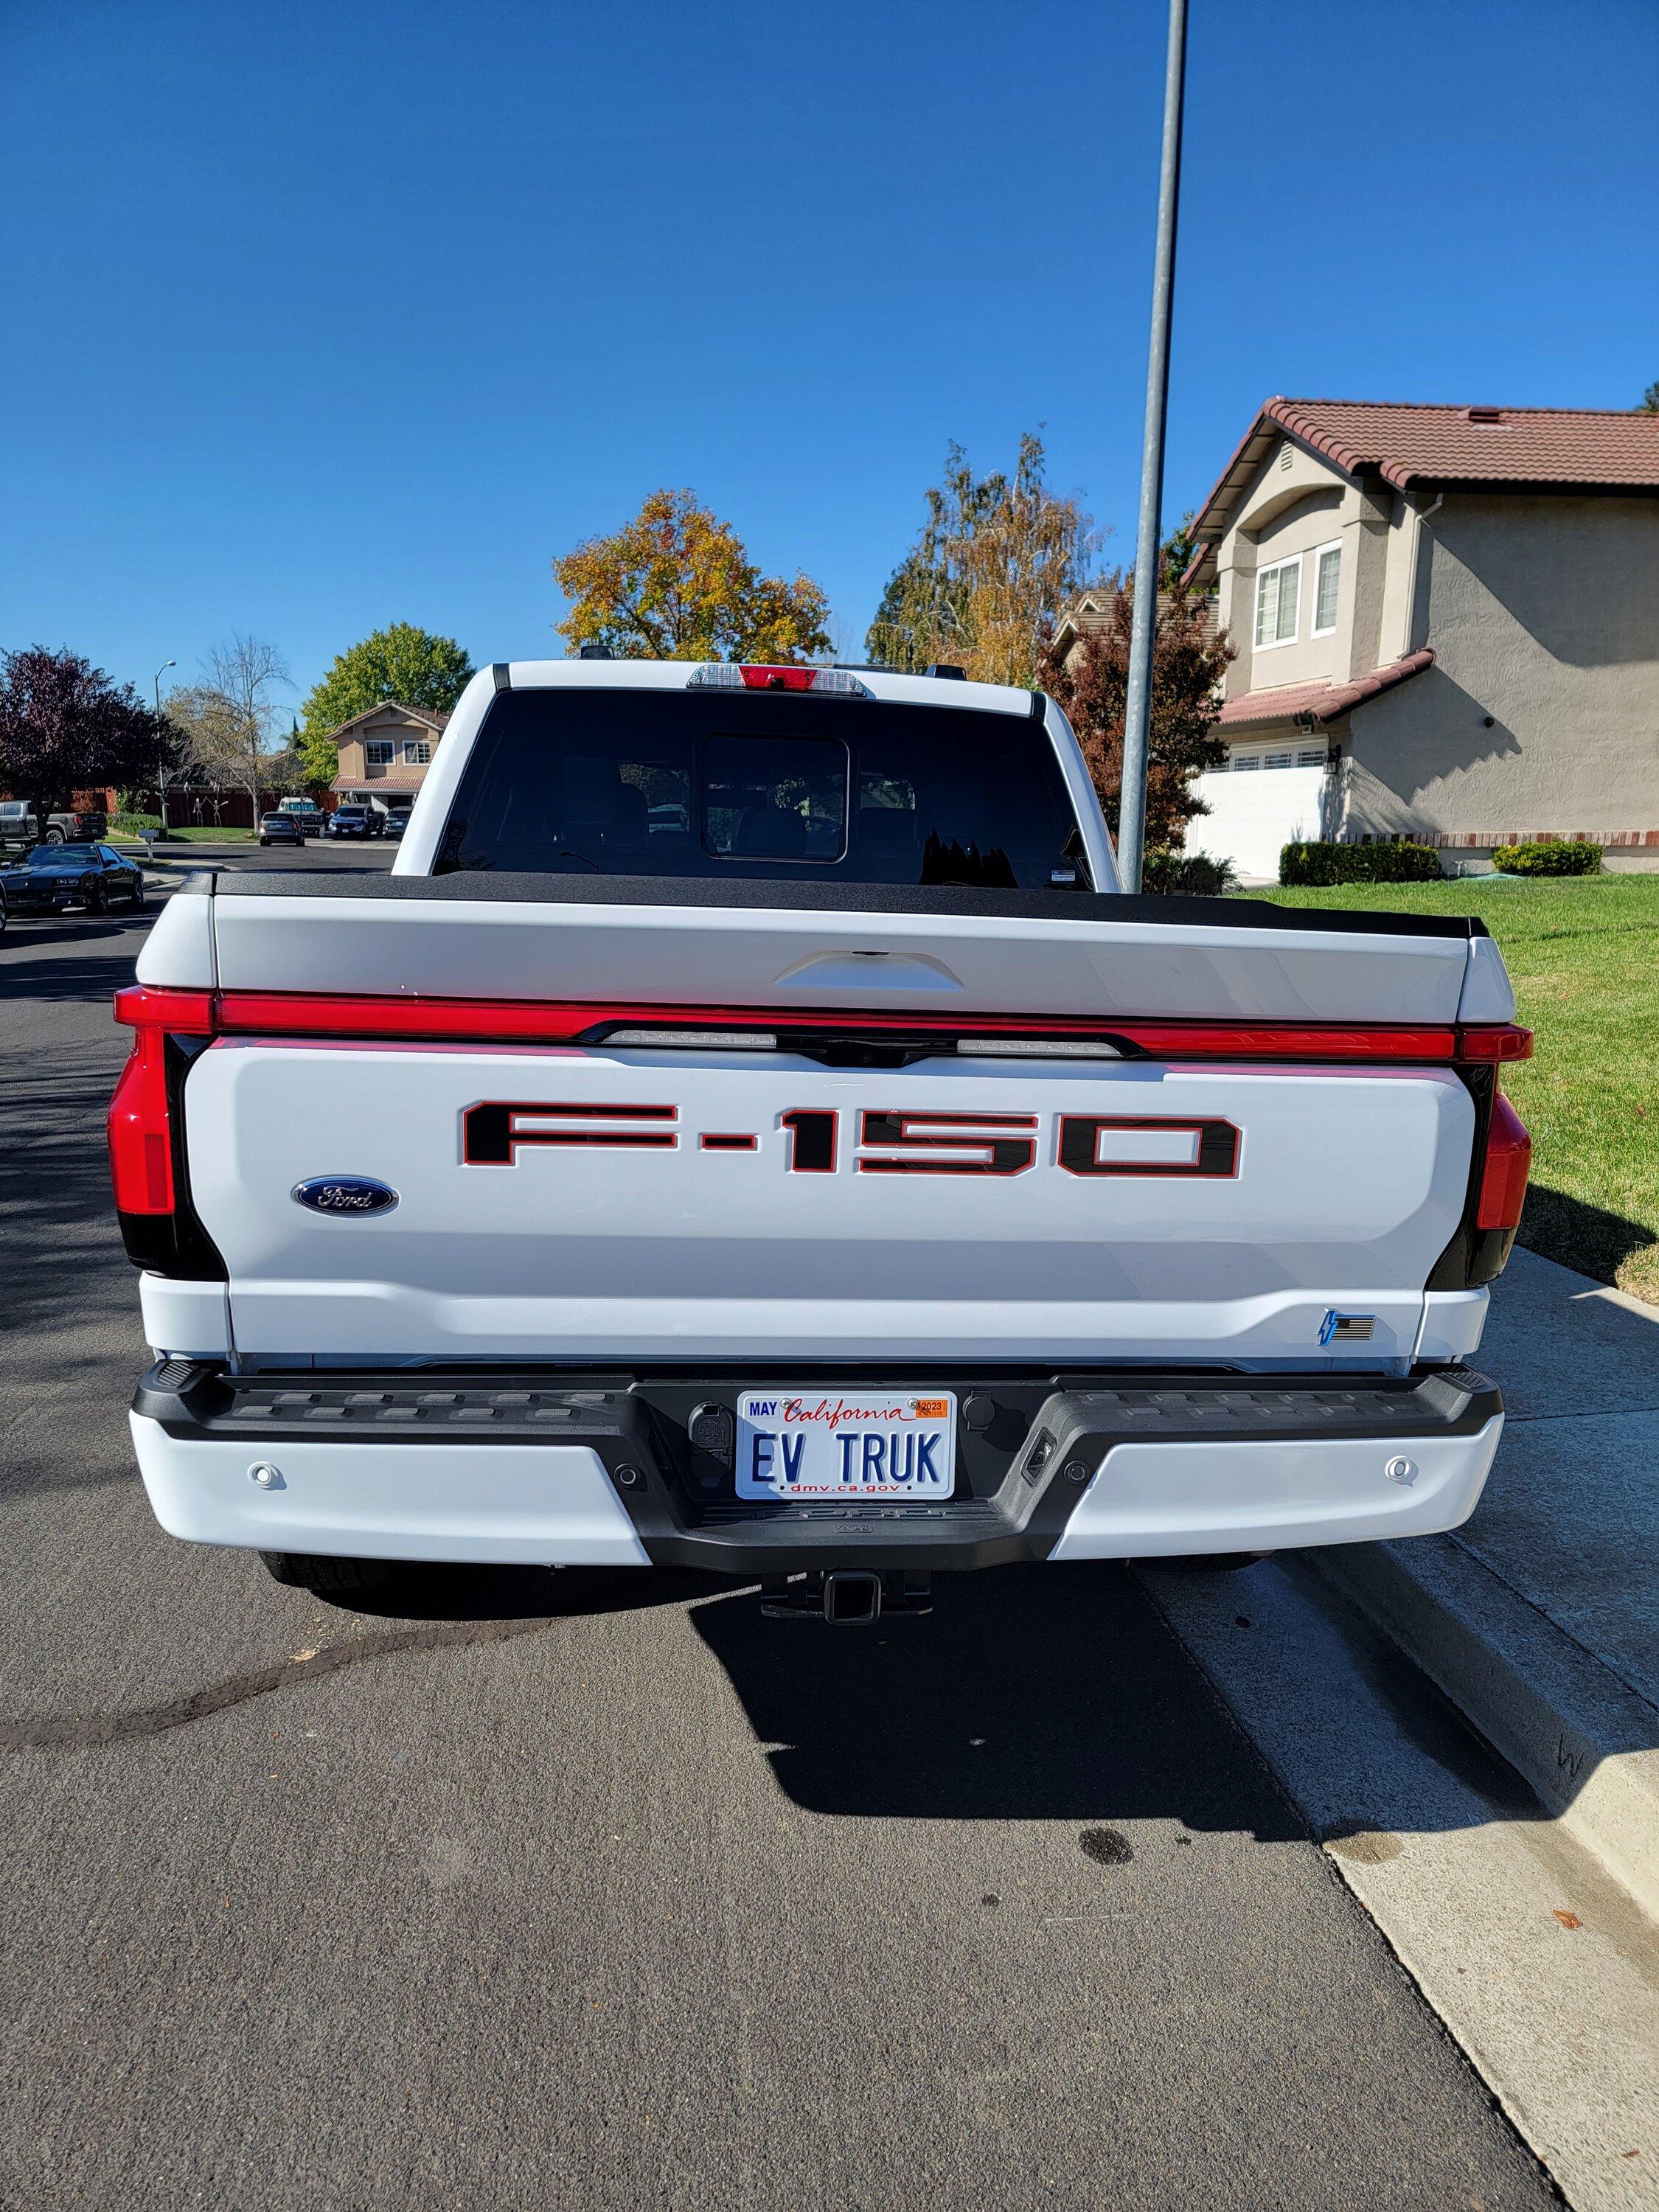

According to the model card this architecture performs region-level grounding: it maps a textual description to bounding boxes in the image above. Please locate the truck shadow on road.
[683,1563,1308,1830]
[279,1557,1305,1835]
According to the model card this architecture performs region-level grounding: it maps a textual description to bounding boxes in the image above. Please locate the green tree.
[866,434,1099,686]
[1641,381,1659,412]
[1036,563,1234,858]
[553,489,831,664]
[299,624,474,782]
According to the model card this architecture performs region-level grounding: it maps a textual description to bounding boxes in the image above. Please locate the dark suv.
[326,805,381,838]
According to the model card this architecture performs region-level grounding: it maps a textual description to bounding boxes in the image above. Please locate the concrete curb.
[1314,1533,1659,1919]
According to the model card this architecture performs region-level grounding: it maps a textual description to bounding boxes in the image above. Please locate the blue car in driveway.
[0,841,145,917]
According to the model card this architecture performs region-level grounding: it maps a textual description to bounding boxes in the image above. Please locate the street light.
[153,658,176,831]
[1118,0,1189,894]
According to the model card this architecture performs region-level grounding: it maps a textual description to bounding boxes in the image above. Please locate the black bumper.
[133,1361,1503,1574]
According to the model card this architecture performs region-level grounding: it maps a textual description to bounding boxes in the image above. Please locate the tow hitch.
[759,1571,933,1624]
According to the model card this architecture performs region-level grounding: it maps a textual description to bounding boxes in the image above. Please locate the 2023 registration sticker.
[735,1392,958,1501]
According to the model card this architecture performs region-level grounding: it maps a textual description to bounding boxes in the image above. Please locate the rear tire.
[1150,1552,1273,1574]
[260,1551,400,1597]
[44,826,65,844]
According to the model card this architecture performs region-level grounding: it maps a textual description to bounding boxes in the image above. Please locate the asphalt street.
[0,847,1557,2211]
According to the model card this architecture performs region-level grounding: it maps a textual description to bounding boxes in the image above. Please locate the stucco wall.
[1215,439,1391,701]
[1344,491,1659,835]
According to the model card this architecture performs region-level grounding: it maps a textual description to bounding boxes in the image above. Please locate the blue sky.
[5,0,1657,714]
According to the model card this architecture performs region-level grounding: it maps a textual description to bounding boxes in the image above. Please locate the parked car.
[0,841,144,914]
[115,658,1531,1619]
[275,799,327,838]
[0,801,108,849]
[326,805,380,839]
[379,811,406,841]
[258,813,306,848]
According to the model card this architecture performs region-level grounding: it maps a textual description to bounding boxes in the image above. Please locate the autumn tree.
[0,646,170,826]
[552,490,831,664]
[1037,574,1234,856]
[867,434,1099,687]
[165,634,293,815]
[299,624,474,782]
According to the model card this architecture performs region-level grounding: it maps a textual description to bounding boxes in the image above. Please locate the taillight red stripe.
[1476,1092,1532,1229]
[113,987,1533,1066]
[108,1026,176,1215]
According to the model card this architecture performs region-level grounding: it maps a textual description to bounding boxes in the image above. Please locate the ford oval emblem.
[292,1176,399,1217]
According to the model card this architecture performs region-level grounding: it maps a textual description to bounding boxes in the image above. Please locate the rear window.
[432,687,1088,888]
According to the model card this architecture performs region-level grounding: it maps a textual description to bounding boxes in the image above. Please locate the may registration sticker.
[735,1392,957,1502]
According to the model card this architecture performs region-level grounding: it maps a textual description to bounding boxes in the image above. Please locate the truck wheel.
[260,1551,399,1597]
[44,826,65,844]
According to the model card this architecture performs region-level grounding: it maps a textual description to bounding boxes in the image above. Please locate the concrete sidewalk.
[1318,1247,1659,1913]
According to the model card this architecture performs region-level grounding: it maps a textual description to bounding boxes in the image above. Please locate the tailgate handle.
[772,950,962,993]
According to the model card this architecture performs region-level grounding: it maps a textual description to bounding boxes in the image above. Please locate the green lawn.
[1252,874,1659,1303]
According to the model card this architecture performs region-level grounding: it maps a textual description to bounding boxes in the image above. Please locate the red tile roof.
[328,771,428,793]
[1217,649,1434,731]
[1266,400,1659,492]
[1185,400,1659,587]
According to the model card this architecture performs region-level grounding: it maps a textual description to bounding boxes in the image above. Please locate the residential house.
[1174,400,1659,877]
[327,702,451,819]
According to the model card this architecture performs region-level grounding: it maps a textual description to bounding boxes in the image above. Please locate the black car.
[259,813,306,846]
[380,810,406,841]
[0,842,145,916]
[325,804,380,838]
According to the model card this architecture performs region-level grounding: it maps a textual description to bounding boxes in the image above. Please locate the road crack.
[0,1616,556,1750]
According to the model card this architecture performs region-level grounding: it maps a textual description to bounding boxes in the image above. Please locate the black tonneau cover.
[185,869,1486,942]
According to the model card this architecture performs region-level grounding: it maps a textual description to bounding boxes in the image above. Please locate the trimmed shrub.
[1492,838,1602,877]
[1143,850,1239,897]
[1280,840,1443,886]
[111,811,161,837]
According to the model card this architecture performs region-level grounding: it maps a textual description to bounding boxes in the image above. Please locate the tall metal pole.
[153,658,175,828]
[1118,0,1189,893]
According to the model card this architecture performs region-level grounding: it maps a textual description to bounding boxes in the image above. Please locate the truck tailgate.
[146,877,1506,1366]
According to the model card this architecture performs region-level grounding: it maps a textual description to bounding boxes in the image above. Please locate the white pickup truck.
[111,659,1531,1621]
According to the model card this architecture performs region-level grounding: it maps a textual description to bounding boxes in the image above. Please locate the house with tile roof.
[1173,399,1659,877]
[327,702,452,820]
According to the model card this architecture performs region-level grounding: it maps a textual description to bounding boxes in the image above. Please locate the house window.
[403,740,431,765]
[1312,543,1342,635]
[365,740,394,766]
[1254,556,1301,648]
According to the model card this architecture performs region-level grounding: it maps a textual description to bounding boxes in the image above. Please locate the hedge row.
[1279,841,1443,886]
[1143,851,1239,896]
[1492,838,1603,876]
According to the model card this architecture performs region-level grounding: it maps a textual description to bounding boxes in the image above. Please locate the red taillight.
[108,987,215,1217]
[742,664,818,691]
[685,663,873,698]
[114,984,216,1034]
[1476,1091,1531,1230]
[108,1026,175,1214]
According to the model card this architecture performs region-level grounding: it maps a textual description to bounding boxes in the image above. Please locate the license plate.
[735,1391,957,1501]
